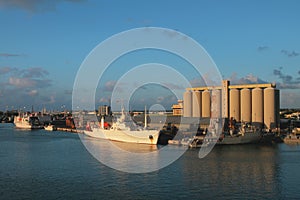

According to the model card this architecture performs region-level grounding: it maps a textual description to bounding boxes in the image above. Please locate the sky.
[0,0,300,111]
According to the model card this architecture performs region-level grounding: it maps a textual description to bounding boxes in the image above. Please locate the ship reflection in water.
[179,145,281,199]
[80,135,188,173]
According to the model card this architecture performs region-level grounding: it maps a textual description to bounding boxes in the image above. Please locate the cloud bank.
[281,49,299,57]
[273,67,300,89]
[0,66,54,109]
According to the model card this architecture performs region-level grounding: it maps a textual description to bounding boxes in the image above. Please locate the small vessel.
[84,107,160,145]
[189,136,205,148]
[292,127,300,135]
[168,137,195,146]
[283,134,300,144]
[14,113,44,129]
[44,124,57,131]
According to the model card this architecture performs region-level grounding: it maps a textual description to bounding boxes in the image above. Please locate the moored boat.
[84,108,160,145]
[209,123,262,145]
[14,113,44,129]
[188,122,263,148]
[44,124,57,131]
[283,134,300,144]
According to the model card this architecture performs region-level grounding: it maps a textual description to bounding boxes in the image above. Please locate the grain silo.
[211,89,221,118]
[252,88,264,126]
[192,91,201,117]
[264,87,276,130]
[183,90,192,117]
[275,89,280,127]
[229,89,240,122]
[202,90,211,118]
[240,88,251,122]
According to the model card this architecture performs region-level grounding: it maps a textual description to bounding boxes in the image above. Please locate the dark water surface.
[1,123,300,199]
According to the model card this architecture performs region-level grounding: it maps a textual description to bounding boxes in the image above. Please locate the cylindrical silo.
[202,90,210,118]
[183,90,192,117]
[275,89,280,128]
[229,89,240,122]
[240,88,251,123]
[211,89,221,118]
[192,91,201,118]
[252,88,264,127]
[264,87,276,130]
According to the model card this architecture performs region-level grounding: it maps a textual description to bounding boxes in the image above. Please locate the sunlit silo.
[275,89,280,127]
[192,91,201,117]
[252,88,264,126]
[264,87,277,130]
[183,90,192,117]
[202,90,211,118]
[211,89,221,118]
[241,88,251,122]
[177,80,279,128]
[229,89,240,122]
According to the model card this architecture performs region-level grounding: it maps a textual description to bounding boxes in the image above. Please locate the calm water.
[1,123,300,199]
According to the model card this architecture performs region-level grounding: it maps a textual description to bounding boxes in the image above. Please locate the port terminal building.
[172,80,280,130]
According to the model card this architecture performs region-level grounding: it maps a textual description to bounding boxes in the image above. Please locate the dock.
[56,127,83,134]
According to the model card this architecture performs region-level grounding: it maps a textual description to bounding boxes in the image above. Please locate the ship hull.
[84,128,160,145]
[14,117,43,129]
[14,123,44,129]
[218,131,262,145]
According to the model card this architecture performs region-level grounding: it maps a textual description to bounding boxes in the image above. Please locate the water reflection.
[177,145,282,199]
[81,135,188,173]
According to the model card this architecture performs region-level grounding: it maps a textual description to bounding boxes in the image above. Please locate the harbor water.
[1,123,300,199]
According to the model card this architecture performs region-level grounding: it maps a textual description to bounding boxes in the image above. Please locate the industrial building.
[172,80,280,130]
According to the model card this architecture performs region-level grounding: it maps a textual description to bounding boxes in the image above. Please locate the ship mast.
[144,105,147,128]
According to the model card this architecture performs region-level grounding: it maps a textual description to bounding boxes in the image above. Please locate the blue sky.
[0,0,300,111]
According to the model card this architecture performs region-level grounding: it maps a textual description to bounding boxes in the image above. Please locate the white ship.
[84,108,160,145]
[14,113,44,129]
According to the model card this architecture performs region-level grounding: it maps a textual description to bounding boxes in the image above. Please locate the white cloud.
[9,77,36,88]
[28,89,38,96]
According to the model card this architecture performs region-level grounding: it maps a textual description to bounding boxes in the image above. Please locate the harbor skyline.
[1,0,300,110]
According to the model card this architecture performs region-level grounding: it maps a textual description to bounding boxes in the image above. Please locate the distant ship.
[84,108,160,145]
[170,119,263,148]
[14,113,44,129]
[201,122,263,146]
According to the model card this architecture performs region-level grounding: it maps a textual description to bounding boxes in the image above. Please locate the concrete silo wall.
[240,88,251,122]
[252,88,264,126]
[211,89,221,118]
[263,87,276,129]
[275,89,280,127]
[192,91,201,118]
[202,90,211,118]
[229,89,240,122]
[183,91,192,117]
